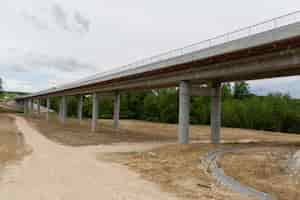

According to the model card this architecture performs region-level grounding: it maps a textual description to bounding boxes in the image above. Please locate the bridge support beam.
[91,93,99,132]
[60,96,67,123]
[24,100,29,115]
[78,95,83,122]
[210,82,221,144]
[178,81,190,144]
[37,99,41,115]
[30,99,34,115]
[46,97,50,121]
[113,92,120,129]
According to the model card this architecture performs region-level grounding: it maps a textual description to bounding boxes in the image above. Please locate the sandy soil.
[0,115,178,200]
[98,144,256,200]
[0,114,25,165]
[220,146,300,200]
[28,116,300,146]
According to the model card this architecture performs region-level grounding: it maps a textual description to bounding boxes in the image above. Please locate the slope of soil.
[0,116,178,200]
[0,114,25,165]
[28,117,176,146]
[97,144,255,200]
[219,146,300,200]
[28,116,300,146]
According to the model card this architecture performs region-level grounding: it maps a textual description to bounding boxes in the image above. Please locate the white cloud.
[2,78,35,92]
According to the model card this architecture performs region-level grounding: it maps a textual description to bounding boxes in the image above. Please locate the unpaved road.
[0,116,177,200]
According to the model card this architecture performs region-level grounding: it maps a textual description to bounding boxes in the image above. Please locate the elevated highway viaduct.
[16,11,300,144]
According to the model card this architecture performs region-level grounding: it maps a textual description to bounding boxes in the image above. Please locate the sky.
[1,0,300,97]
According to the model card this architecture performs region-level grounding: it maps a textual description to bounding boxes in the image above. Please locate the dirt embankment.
[0,116,178,200]
[28,116,300,146]
[0,114,28,166]
[219,146,300,200]
[98,144,255,200]
[28,117,176,146]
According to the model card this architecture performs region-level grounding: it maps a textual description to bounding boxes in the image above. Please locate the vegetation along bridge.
[16,11,300,144]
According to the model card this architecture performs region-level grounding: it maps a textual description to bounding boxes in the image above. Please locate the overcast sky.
[1,0,300,97]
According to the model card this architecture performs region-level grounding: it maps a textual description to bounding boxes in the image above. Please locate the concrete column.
[46,97,50,121]
[60,96,67,123]
[78,95,83,122]
[24,100,29,115]
[178,81,190,144]
[113,92,120,129]
[30,99,34,115]
[58,99,62,120]
[211,82,222,144]
[91,93,99,132]
[37,99,41,115]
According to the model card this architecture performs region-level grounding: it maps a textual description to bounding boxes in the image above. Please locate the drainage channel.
[201,148,275,200]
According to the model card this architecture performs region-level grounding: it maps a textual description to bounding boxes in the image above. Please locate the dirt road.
[0,116,177,200]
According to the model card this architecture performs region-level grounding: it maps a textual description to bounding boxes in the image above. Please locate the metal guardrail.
[26,10,300,97]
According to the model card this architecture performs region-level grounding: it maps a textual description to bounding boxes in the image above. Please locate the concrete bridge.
[16,11,300,144]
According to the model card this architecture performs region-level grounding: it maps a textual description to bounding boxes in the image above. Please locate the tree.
[233,81,251,99]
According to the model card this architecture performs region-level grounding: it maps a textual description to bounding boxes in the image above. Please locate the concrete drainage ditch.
[200,148,275,200]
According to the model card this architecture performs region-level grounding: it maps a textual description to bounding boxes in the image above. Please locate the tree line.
[45,82,300,134]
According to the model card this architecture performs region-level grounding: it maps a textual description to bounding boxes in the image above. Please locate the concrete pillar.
[113,92,120,129]
[178,81,190,144]
[58,99,62,120]
[60,96,67,123]
[30,99,34,115]
[91,93,99,132]
[24,100,29,115]
[78,95,83,122]
[46,97,50,121]
[37,99,41,115]
[211,82,222,144]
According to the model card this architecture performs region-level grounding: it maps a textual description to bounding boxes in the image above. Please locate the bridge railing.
[36,10,300,95]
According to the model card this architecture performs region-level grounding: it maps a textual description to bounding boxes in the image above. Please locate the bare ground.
[98,143,256,200]
[219,145,300,200]
[0,115,179,200]
[8,114,300,199]
[0,114,26,166]
[28,114,300,146]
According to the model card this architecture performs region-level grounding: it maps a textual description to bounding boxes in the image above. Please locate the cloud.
[1,50,97,74]
[2,78,35,92]
[74,11,90,32]
[20,4,91,35]
[250,76,300,98]
[51,4,90,34]
[21,12,49,30]
[51,3,69,31]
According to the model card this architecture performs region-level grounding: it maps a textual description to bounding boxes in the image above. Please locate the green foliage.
[233,81,251,99]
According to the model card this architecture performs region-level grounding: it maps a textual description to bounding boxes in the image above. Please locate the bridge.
[16,11,300,144]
